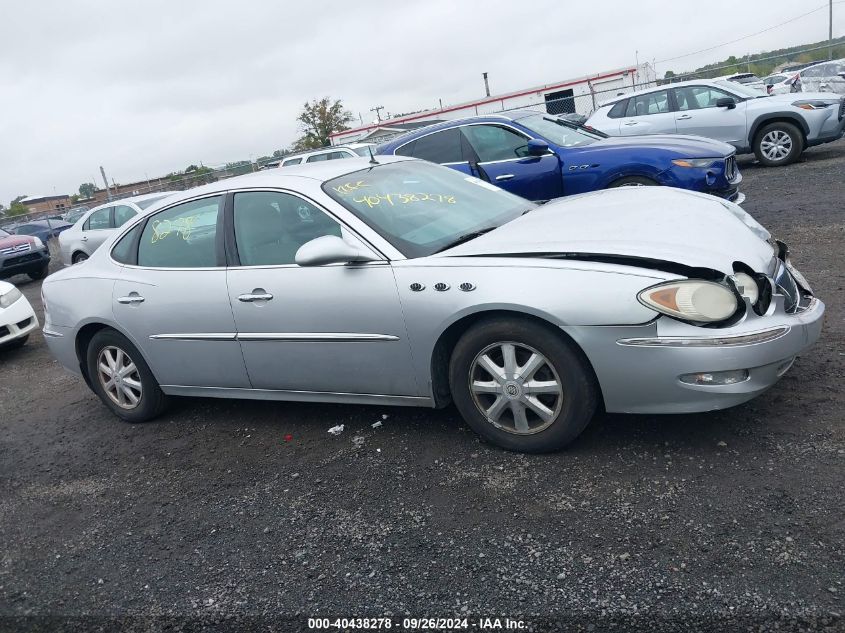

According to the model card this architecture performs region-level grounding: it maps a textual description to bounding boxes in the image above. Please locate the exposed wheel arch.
[429,309,604,411]
[75,322,159,389]
[607,175,659,188]
[71,251,89,264]
[748,114,809,148]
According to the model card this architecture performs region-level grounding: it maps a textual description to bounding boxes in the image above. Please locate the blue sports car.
[376,111,744,203]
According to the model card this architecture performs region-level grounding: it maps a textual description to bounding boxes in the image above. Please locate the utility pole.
[830,0,834,60]
[370,105,385,122]
[482,72,491,97]
[100,166,112,201]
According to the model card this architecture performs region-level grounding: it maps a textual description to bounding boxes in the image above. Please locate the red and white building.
[330,63,657,146]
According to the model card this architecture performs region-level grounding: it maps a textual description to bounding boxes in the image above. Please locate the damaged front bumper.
[564,279,824,415]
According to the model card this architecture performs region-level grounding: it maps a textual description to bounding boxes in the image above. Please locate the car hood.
[750,92,839,105]
[577,134,735,157]
[442,187,775,275]
[0,234,36,250]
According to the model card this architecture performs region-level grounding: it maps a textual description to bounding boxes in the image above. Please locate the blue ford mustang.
[376,111,744,203]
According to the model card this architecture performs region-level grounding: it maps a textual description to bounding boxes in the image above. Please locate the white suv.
[279,143,376,167]
[587,78,845,166]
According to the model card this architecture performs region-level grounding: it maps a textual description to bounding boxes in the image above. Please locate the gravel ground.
[1,141,844,633]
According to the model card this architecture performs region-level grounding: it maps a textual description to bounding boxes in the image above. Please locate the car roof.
[136,155,416,211]
[597,78,738,106]
[800,57,845,72]
[377,111,543,149]
[282,144,372,161]
[88,190,177,213]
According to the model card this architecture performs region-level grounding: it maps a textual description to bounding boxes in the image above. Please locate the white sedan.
[0,281,38,350]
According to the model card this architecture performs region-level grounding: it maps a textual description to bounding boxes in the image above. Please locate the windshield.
[0,228,9,238]
[517,114,606,147]
[136,194,171,210]
[715,79,767,98]
[323,160,533,258]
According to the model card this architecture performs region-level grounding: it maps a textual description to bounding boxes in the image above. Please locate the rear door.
[81,206,114,253]
[617,89,677,136]
[672,85,748,145]
[459,124,563,201]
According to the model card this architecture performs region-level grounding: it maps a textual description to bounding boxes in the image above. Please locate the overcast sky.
[1,0,841,204]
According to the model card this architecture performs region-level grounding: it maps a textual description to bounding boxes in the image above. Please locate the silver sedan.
[42,157,823,452]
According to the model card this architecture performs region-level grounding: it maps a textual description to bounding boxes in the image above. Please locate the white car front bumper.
[0,293,39,346]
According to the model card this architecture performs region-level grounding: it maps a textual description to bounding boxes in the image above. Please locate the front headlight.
[32,237,45,250]
[671,158,718,168]
[731,272,759,305]
[638,280,738,323]
[0,287,23,309]
[792,99,838,110]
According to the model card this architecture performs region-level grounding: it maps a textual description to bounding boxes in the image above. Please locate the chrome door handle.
[676,115,692,120]
[81,236,88,241]
[117,295,145,304]
[495,174,515,181]
[623,121,638,126]
[238,292,274,302]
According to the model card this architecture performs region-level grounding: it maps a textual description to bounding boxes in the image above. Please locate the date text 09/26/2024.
[307,617,527,630]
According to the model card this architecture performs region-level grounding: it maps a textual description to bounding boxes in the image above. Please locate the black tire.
[753,121,804,166]
[72,252,88,264]
[608,176,658,188]
[28,264,49,280]
[85,329,168,422]
[0,334,29,350]
[449,317,598,453]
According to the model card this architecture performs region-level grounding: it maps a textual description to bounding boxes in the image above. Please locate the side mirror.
[295,235,378,267]
[715,97,736,109]
[527,139,550,156]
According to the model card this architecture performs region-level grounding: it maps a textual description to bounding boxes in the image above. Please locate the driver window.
[460,125,530,162]
[675,86,734,111]
[233,191,342,266]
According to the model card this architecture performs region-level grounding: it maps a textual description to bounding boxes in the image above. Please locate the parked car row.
[763,58,845,96]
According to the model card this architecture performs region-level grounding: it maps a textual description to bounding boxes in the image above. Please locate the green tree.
[293,97,353,150]
[8,196,29,217]
[78,182,97,198]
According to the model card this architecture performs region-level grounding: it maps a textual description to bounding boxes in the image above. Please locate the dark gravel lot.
[1,141,844,633]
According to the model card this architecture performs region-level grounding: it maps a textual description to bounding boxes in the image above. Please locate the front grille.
[0,326,8,337]
[16,317,32,329]
[725,155,738,181]
[2,252,41,268]
[0,243,31,256]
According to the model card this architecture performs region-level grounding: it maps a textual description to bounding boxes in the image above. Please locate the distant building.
[330,64,657,146]
[20,194,74,214]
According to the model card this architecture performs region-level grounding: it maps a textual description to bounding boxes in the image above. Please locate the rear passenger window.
[137,196,221,268]
[625,90,670,117]
[408,128,463,163]
[113,205,136,227]
[306,153,330,163]
[607,99,628,119]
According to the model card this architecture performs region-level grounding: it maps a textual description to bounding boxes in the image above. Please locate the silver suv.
[279,143,375,166]
[587,78,845,166]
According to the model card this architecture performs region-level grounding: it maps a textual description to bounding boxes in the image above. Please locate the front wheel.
[28,264,49,280]
[86,329,168,422]
[72,252,88,264]
[608,176,658,188]
[449,318,598,453]
[753,122,803,166]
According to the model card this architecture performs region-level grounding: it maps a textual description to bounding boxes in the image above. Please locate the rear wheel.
[753,121,803,166]
[449,318,598,453]
[86,329,168,422]
[608,176,658,188]
[72,251,88,264]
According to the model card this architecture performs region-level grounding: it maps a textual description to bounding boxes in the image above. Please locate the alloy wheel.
[760,130,793,161]
[469,341,564,435]
[97,345,143,409]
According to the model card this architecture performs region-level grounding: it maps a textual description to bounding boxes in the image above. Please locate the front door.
[112,194,250,389]
[225,190,418,396]
[672,85,748,146]
[617,89,677,136]
[459,124,563,201]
